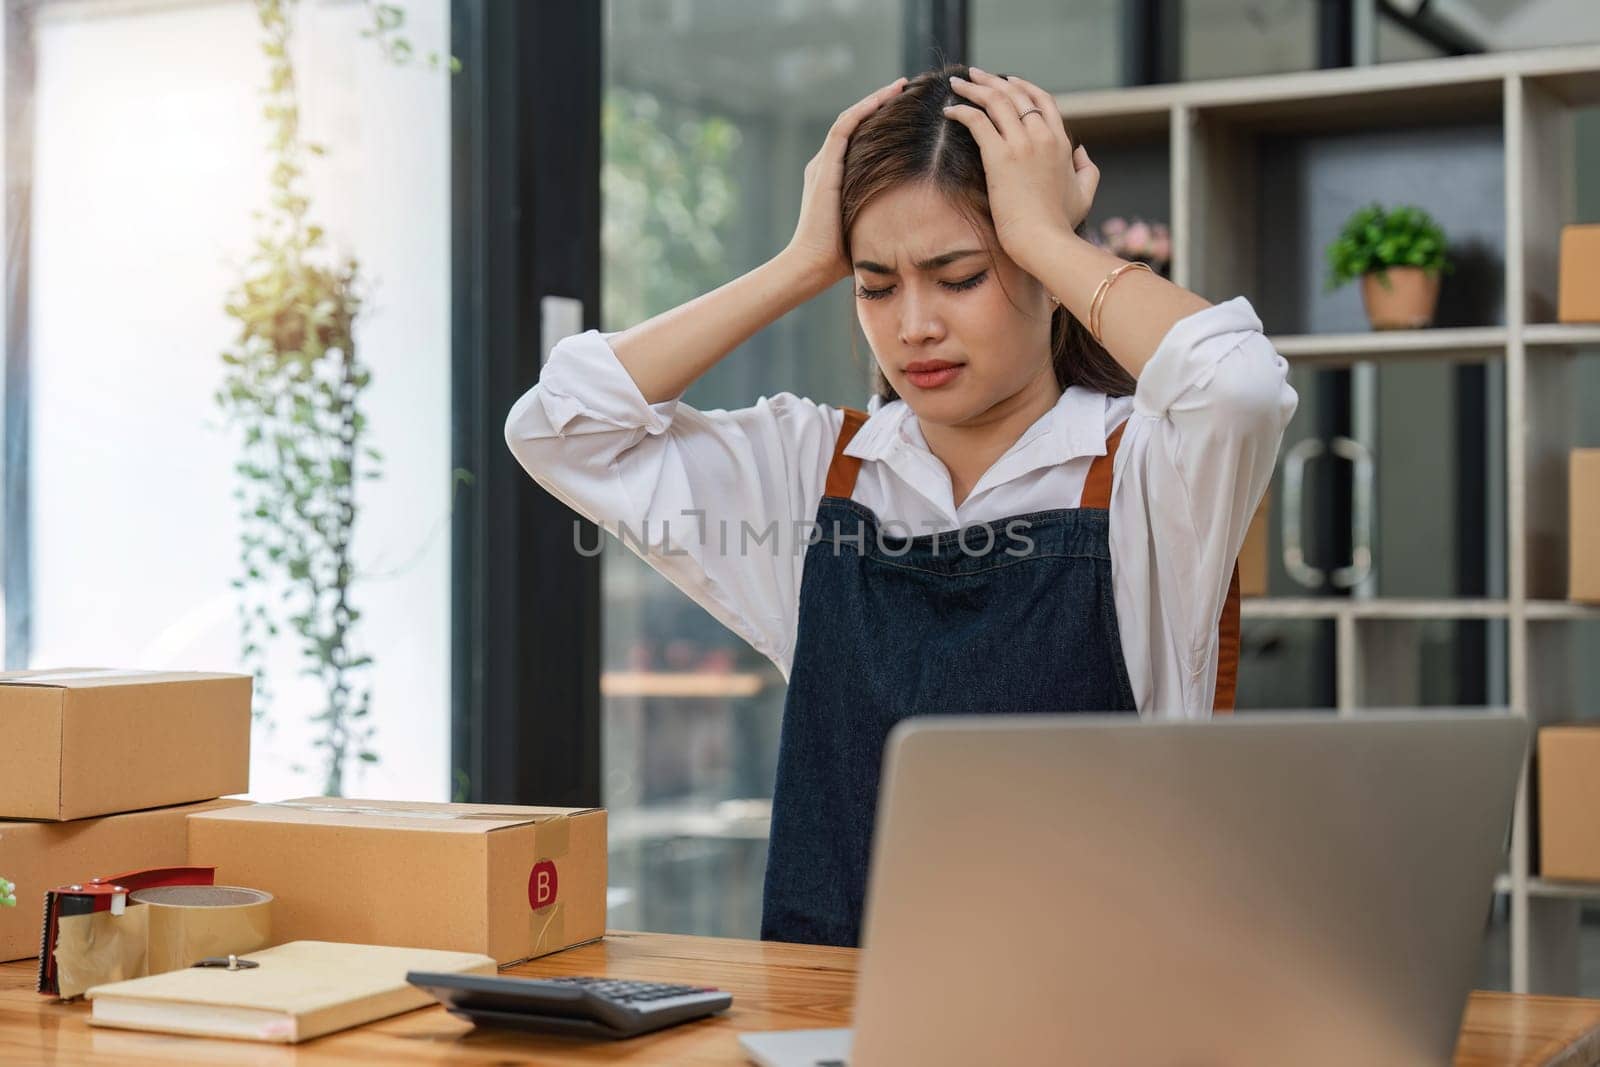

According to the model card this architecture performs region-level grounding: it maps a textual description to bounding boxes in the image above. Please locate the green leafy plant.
[1325,203,1454,293]
[360,1,461,72]
[600,88,741,331]
[0,876,15,908]
[217,0,455,796]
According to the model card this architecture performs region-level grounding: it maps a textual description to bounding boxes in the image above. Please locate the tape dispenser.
[35,865,215,995]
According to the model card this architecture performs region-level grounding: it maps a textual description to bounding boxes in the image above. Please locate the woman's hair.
[841,62,1137,404]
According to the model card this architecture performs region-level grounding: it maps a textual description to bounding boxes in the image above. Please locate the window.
[9,0,453,801]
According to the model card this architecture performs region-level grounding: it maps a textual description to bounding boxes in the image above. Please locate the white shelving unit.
[1055,44,1600,995]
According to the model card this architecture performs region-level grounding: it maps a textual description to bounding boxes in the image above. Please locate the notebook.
[84,940,498,1043]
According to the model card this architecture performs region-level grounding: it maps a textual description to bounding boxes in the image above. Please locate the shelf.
[1495,874,1600,901]
[1053,44,1600,138]
[1270,326,1508,366]
[1049,37,1600,1001]
[1244,599,1600,621]
[1263,323,1600,366]
[1242,598,1512,620]
[600,671,772,699]
[1524,323,1600,349]
[1525,601,1600,621]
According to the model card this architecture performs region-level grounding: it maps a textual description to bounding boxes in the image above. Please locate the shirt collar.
[845,386,1110,468]
[844,393,913,461]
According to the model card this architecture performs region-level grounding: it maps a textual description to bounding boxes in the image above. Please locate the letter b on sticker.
[528,859,559,909]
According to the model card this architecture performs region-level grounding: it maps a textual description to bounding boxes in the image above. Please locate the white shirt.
[505,295,1299,718]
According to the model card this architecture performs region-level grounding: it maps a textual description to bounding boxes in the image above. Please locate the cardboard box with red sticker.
[186,798,605,965]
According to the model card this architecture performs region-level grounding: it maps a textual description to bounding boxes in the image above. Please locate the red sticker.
[528,859,559,910]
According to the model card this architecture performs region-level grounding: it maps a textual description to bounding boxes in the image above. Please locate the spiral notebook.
[84,940,497,1043]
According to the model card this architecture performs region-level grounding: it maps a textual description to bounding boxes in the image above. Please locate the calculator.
[406,970,734,1040]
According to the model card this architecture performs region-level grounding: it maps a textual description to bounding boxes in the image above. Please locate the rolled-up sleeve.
[1112,296,1299,715]
[504,329,838,679]
[507,328,681,443]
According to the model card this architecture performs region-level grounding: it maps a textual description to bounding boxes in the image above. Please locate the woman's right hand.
[783,76,908,290]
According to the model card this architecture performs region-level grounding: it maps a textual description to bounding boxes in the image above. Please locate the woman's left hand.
[942,68,1099,276]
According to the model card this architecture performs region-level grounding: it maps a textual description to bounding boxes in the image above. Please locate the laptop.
[739,710,1527,1067]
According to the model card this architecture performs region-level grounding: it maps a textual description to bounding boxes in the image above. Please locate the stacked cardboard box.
[1,667,610,969]
[0,668,253,961]
[1239,491,1271,598]
[1538,724,1600,882]
[1558,224,1600,324]
[1573,450,1600,604]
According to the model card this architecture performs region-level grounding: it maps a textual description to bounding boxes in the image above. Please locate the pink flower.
[1100,216,1127,238]
[1123,221,1152,254]
[1149,226,1171,264]
[697,648,736,674]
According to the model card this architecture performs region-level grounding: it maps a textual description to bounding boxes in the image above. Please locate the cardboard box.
[0,798,249,961]
[1538,724,1600,881]
[1558,224,1600,323]
[0,668,252,821]
[1239,490,1271,598]
[1574,450,1600,603]
[188,798,607,965]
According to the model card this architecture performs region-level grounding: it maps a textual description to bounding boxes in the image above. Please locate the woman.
[505,64,1298,948]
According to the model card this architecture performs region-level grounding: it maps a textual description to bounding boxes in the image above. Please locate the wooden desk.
[3,930,1599,1065]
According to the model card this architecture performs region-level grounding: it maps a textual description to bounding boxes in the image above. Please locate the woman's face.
[850,181,1056,426]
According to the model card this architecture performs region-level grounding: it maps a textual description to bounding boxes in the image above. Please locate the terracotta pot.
[1360,266,1441,330]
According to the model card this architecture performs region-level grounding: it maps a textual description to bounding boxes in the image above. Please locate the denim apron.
[759,407,1241,948]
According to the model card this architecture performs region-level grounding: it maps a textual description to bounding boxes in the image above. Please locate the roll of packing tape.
[130,885,273,975]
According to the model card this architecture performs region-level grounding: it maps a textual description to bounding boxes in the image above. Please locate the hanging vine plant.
[216,0,453,796]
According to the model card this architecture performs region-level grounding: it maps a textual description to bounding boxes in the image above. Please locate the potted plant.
[1095,216,1172,277]
[217,0,455,796]
[1326,203,1453,330]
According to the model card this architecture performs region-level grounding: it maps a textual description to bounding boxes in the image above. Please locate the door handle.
[1280,436,1375,592]
[1329,436,1373,589]
[1281,438,1326,590]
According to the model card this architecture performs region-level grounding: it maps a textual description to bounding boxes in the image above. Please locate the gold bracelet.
[1089,261,1154,345]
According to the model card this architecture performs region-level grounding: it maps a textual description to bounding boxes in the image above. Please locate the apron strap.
[1214,564,1241,714]
[1080,419,1128,511]
[824,407,870,499]
[1084,416,1241,715]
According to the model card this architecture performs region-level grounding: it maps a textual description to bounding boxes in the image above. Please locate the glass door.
[599,0,905,938]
